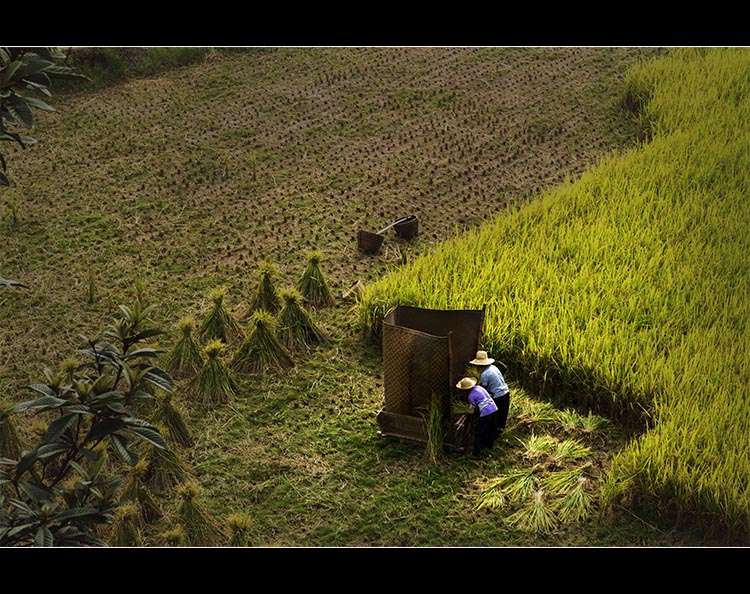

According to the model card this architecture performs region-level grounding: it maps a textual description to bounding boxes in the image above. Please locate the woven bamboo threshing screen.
[381,305,485,419]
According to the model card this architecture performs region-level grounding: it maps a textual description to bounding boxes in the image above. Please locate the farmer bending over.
[456,376,497,458]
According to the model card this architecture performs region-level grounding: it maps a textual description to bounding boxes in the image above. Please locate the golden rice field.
[356,47,750,539]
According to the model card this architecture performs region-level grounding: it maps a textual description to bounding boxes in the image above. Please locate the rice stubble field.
[4,46,722,547]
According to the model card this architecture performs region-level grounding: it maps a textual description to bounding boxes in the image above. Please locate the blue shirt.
[479,365,509,399]
[468,385,497,417]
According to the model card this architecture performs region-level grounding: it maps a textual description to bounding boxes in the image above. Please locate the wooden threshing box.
[376,305,485,451]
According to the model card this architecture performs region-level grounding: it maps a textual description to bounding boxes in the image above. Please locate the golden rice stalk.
[161,525,187,547]
[476,482,509,510]
[514,399,559,428]
[477,467,541,510]
[553,438,591,462]
[580,410,611,433]
[501,467,541,503]
[520,433,558,461]
[176,481,225,546]
[506,490,559,534]
[555,408,584,433]
[452,398,473,417]
[60,356,79,384]
[0,400,21,460]
[120,459,162,526]
[297,251,334,307]
[232,310,294,374]
[465,365,481,383]
[422,392,444,465]
[198,286,241,344]
[556,408,611,434]
[108,502,143,547]
[165,317,205,379]
[227,512,253,547]
[556,477,594,523]
[151,391,193,448]
[190,339,237,405]
[540,466,586,496]
[277,288,327,350]
[248,261,281,316]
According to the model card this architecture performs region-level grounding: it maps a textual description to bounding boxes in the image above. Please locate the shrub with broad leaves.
[0,299,171,546]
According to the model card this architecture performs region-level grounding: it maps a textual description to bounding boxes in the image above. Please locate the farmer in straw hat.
[456,376,497,458]
[470,350,511,436]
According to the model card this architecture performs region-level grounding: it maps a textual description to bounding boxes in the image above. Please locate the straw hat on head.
[456,377,477,390]
[469,350,494,366]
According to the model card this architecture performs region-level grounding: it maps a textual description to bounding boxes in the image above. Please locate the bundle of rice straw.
[297,251,334,307]
[232,309,294,374]
[278,288,326,349]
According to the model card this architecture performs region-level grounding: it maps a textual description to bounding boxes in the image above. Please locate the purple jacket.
[468,385,497,417]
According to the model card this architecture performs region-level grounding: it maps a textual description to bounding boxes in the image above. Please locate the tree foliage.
[0,299,172,546]
[0,47,86,187]
[1,47,86,290]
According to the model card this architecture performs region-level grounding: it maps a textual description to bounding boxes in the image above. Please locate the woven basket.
[393,215,418,240]
[357,229,384,254]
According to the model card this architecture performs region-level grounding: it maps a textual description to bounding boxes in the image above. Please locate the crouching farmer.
[456,376,498,458]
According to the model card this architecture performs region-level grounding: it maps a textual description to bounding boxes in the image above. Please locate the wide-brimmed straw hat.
[469,350,495,366]
[455,377,477,390]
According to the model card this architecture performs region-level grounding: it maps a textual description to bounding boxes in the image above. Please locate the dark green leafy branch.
[1,47,87,290]
[0,47,87,187]
[0,298,171,546]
